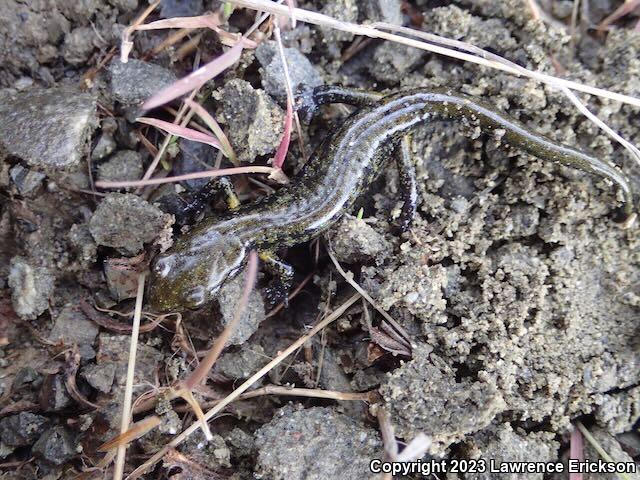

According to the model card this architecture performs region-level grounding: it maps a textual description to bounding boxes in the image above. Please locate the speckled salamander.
[148,86,634,312]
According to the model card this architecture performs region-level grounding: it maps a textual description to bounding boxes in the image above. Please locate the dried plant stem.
[126,293,361,479]
[96,165,288,189]
[227,0,640,108]
[569,425,584,480]
[326,244,412,350]
[576,422,632,480]
[121,1,160,62]
[113,273,146,480]
[273,21,307,164]
[139,89,199,184]
[236,385,373,402]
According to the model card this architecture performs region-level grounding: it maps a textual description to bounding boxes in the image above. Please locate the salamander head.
[148,231,247,312]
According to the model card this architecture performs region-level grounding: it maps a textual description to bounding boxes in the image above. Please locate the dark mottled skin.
[148,86,634,312]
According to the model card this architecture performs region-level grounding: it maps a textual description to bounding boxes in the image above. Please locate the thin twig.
[576,422,632,480]
[113,273,146,480]
[569,424,584,480]
[96,165,288,189]
[126,293,361,479]
[326,243,412,350]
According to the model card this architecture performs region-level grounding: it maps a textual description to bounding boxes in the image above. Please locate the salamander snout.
[148,232,248,312]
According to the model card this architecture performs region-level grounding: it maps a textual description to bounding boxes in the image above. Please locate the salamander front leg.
[295,85,383,123]
[396,135,418,232]
[173,176,240,226]
[259,252,294,308]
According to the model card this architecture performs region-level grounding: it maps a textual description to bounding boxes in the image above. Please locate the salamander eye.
[153,256,174,277]
[185,286,206,309]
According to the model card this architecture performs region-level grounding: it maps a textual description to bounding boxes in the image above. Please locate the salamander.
[148,86,634,312]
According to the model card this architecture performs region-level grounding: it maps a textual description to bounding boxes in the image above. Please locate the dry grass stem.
[121,1,160,62]
[96,165,288,189]
[98,416,161,453]
[326,244,412,350]
[113,273,146,480]
[576,422,632,480]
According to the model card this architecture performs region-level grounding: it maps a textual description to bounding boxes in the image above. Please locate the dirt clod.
[97,149,144,185]
[216,272,266,346]
[255,40,323,102]
[461,424,559,480]
[109,59,177,105]
[0,87,97,170]
[7,256,55,320]
[328,214,391,263]
[48,304,99,359]
[32,426,76,466]
[381,346,507,455]
[219,78,285,163]
[0,412,48,448]
[254,405,381,480]
[88,192,173,255]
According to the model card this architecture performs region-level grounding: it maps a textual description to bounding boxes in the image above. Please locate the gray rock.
[109,59,177,105]
[255,406,381,480]
[97,150,143,185]
[68,223,98,269]
[12,367,41,390]
[9,164,45,196]
[174,139,217,190]
[8,256,55,319]
[328,214,391,263]
[216,343,268,379]
[216,272,266,346]
[91,132,117,161]
[62,27,96,65]
[0,87,97,170]
[48,304,99,359]
[0,413,48,447]
[32,427,76,466]
[255,41,323,101]
[220,79,284,163]
[89,193,173,255]
[81,362,116,393]
[39,374,73,412]
[179,431,231,471]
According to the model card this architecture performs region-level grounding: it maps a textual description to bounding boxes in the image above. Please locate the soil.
[0,0,639,479]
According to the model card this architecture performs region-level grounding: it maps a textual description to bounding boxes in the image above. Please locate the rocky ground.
[0,0,639,479]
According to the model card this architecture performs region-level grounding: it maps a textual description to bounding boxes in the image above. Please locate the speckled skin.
[148,87,634,312]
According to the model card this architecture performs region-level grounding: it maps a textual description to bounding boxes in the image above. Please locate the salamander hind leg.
[396,135,419,233]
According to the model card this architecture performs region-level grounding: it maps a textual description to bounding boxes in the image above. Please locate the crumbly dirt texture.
[0,0,639,478]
